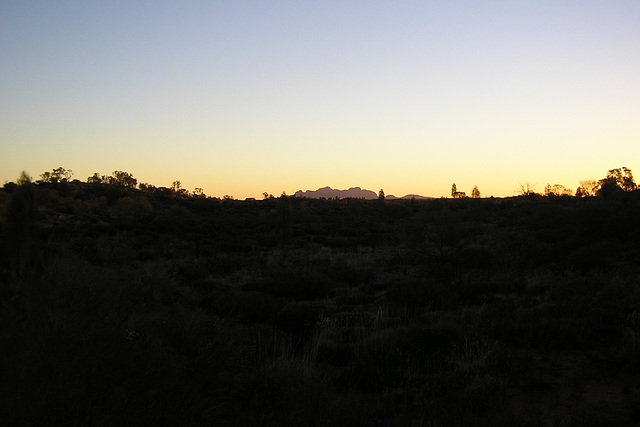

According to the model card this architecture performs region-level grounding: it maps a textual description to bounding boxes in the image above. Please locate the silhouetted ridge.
[400,194,432,200]
[294,187,432,200]
[294,187,377,199]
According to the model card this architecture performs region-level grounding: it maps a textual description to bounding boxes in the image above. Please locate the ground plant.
[1,175,640,426]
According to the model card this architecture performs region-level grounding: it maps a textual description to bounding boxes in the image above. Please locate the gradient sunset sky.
[2,1,639,199]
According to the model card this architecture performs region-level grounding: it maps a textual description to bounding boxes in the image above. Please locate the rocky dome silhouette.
[294,187,432,200]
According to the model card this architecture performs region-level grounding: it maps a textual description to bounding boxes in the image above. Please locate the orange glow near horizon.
[1,2,639,199]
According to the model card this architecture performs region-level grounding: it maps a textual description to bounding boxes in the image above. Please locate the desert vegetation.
[1,168,640,425]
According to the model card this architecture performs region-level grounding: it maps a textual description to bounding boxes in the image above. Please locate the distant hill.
[395,194,433,200]
[294,186,432,200]
[294,186,377,199]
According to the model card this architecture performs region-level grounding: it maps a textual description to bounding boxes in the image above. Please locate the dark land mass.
[2,180,640,426]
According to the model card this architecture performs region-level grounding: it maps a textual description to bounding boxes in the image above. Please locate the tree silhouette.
[39,167,73,183]
[87,171,137,188]
[172,180,188,194]
[451,183,466,198]
[87,172,104,184]
[621,167,637,191]
[17,171,32,185]
[544,183,572,197]
[576,180,599,197]
[597,167,636,198]
[110,171,137,188]
[471,185,480,198]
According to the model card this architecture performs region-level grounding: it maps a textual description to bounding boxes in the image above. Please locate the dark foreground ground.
[2,182,640,426]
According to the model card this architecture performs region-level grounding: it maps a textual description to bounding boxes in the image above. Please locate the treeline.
[450,166,637,200]
[17,168,210,199]
[8,165,638,201]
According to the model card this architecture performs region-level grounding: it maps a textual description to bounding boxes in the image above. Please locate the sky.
[1,1,639,199]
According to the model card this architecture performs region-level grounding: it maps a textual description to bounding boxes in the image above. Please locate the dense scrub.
[1,182,640,425]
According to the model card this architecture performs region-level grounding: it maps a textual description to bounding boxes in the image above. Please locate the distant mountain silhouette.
[294,187,432,200]
[396,194,432,200]
[294,187,377,199]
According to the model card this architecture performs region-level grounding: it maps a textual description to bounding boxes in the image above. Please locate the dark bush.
[454,246,494,272]
[386,279,457,314]
[272,301,322,341]
[231,361,334,427]
[316,340,353,366]
[566,242,616,272]
[455,279,523,304]
[200,289,285,323]
[327,261,375,287]
[173,260,209,282]
[343,324,462,391]
[246,271,332,300]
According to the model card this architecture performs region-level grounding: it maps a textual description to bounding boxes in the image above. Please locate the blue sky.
[2,1,639,198]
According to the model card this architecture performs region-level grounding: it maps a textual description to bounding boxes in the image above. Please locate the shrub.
[327,261,375,287]
[200,289,285,323]
[343,323,462,391]
[316,340,352,366]
[245,271,332,300]
[454,245,494,272]
[231,359,333,427]
[114,195,152,223]
[386,279,456,315]
[272,302,323,343]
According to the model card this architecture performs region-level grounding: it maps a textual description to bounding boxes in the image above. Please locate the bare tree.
[576,180,599,197]
[518,182,536,196]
